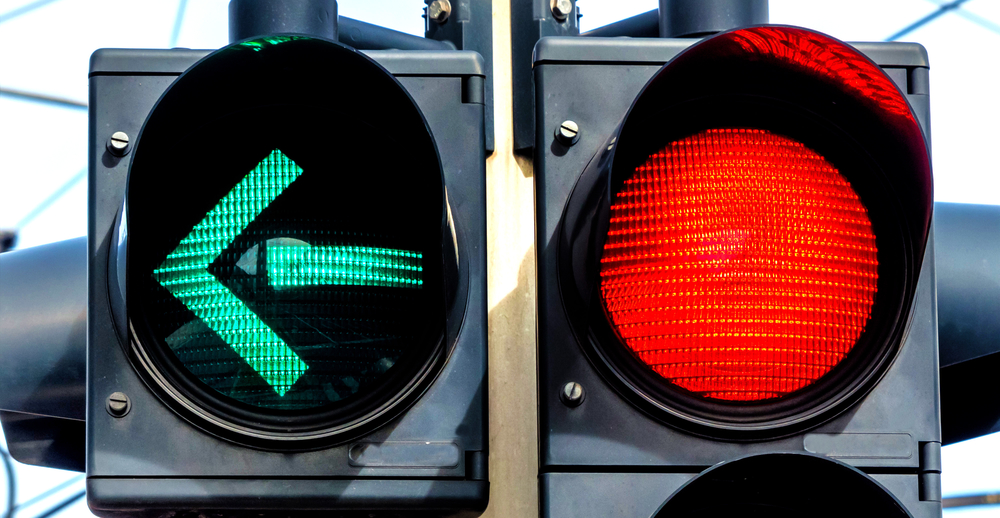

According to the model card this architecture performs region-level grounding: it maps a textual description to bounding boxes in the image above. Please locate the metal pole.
[229,0,339,43]
[0,237,87,421]
[479,0,538,516]
[936,202,1000,368]
[658,0,767,38]
[339,16,454,50]
[582,9,658,38]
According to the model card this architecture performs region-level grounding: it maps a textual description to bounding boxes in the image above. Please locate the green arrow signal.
[266,244,424,289]
[153,149,308,397]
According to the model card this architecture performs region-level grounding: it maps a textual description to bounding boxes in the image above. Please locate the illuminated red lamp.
[599,128,878,402]
[727,26,914,122]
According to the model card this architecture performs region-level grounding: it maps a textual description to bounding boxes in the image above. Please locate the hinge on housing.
[919,441,942,502]
[908,67,930,95]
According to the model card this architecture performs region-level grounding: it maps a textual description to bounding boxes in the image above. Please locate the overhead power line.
[928,0,1000,36]
[9,475,84,515]
[169,0,189,48]
[943,492,1000,508]
[0,448,15,518]
[0,0,64,24]
[887,0,971,41]
[0,88,87,110]
[33,491,85,518]
[16,169,86,229]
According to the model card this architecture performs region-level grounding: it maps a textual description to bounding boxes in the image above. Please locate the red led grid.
[599,128,878,402]
[728,26,914,121]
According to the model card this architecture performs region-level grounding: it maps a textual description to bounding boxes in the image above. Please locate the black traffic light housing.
[87,34,487,518]
[535,28,939,517]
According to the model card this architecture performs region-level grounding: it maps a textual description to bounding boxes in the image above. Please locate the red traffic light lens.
[599,128,878,402]
[729,26,914,122]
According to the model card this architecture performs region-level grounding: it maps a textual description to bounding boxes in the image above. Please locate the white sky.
[0,0,998,516]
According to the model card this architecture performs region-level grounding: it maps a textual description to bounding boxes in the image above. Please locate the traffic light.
[84,9,488,517]
[535,24,939,517]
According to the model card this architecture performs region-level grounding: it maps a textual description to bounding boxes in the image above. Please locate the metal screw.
[107,131,130,157]
[427,0,452,23]
[554,120,580,146]
[550,0,572,21]
[106,392,131,417]
[560,382,585,407]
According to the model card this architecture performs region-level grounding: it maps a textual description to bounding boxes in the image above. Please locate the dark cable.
[8,475,84,516]
[32,491,84,518]
[886,0,970,41]
[0,448,16,518]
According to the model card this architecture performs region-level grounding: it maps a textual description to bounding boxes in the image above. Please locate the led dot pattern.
[729,26,914,121]
[129,37,450,422]
[149,148,435,411]
[267,245,423,289]
[154,149,308,397]
[599,128,878,402]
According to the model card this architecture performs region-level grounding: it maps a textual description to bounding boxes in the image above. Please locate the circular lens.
[124,37,450,443]
[600,128,878,402]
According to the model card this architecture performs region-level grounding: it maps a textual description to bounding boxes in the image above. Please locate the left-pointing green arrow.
[266,244,423,289]
[153,149,308,397]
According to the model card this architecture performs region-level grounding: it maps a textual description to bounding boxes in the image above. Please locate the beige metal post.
[481,0,538,516]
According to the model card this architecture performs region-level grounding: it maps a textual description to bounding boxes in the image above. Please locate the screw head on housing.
[428,0,452,23]
[107,131,130,157]
[107,391,131,417]
[555,120,580,146]
[560,382,585,407]
[550,0,572,21]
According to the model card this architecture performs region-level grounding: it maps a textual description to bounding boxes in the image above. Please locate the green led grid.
[267,244,423,289]
[153,149,308,397]
[239,35,308,52]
